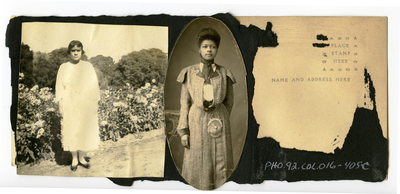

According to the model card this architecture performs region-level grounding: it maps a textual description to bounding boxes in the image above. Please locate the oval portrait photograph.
[164,17,248,190]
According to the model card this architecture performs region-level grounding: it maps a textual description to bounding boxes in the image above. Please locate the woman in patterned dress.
[176,28,236,190]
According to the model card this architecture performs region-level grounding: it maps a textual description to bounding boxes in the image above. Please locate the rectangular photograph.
[15,22,168,177]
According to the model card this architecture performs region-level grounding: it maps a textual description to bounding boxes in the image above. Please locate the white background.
[1,1,399,194]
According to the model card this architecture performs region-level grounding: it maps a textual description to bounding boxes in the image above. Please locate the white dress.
[55,60,100,151]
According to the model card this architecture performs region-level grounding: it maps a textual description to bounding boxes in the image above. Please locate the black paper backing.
[6,13,387,188]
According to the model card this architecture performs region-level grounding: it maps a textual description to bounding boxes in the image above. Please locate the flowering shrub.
[16,83,60,164]
[16,79,165,165]
[98,82,165,142]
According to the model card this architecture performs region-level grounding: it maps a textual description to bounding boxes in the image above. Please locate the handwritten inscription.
[264,161,370,171]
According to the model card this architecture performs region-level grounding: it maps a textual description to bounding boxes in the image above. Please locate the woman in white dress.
[55,40,100,171]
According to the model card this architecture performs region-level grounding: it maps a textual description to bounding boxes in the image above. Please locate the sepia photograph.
[15,22,168,177]
[164,17,248,190]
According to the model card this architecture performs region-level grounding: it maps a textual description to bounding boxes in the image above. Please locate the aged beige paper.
[238,17,387,153]
[16,22,167,177]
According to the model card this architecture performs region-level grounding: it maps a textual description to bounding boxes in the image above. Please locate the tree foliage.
[19,43,166,91]
[110,48,167,88]
[19,43,35,88]
[89,55,114,90]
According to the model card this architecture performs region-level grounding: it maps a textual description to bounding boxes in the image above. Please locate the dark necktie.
[201,57,214,84]
[201,58,214,110]
[203,63,212,84]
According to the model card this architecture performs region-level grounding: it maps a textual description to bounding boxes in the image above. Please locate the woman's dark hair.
[197,28,221,48]
[67,40,85,55]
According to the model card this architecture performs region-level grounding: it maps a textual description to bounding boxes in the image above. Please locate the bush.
[16,78,165,165]
[16,83,59,164]
[98,80,164,141]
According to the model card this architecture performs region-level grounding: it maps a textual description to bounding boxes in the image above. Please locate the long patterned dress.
[55,60,100,151]
[177,63,236,190]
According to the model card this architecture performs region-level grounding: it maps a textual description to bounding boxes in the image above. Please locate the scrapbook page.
[6,14,389,190]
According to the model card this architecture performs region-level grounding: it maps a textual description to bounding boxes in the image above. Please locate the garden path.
[17,128,165,178]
